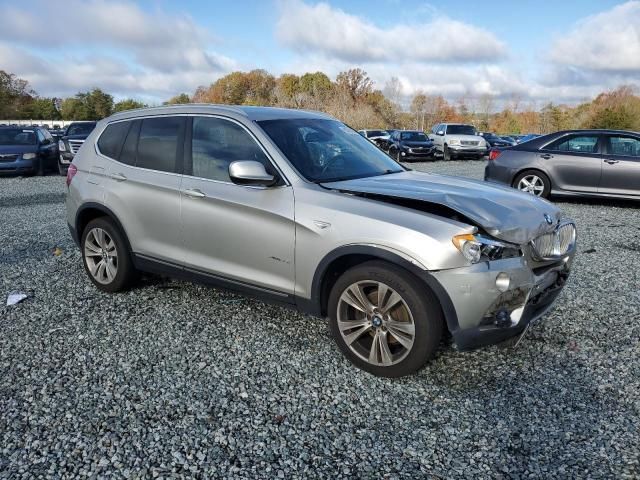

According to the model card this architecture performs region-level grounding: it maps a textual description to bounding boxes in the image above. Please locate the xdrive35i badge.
[544,213,553,225]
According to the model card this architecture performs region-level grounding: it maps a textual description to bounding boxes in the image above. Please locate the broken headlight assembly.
[452,233,522,264]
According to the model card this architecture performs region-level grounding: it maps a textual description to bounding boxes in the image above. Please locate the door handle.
[110,172,127,181]
[604,159,619,164]
[183,188,206,198]
[540,154,553,159]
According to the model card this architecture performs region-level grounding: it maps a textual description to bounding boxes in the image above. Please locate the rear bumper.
[484,161,516,185]
[431,252,574,351]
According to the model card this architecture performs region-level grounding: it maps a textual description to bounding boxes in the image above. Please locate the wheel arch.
[300,245,460,334]
[74,202,133,255]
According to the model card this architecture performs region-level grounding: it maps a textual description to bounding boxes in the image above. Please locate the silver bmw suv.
[65,105,576,377]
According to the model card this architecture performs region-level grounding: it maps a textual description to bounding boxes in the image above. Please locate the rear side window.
[547,135,599,154]
[97,121,131,160]
[137,117,185,173]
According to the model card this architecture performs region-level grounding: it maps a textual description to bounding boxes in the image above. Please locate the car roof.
[552,129,640,135]
[106,104,333,123]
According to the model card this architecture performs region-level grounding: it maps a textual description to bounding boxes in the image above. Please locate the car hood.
[0,145,37,154]
[322,170,562,244]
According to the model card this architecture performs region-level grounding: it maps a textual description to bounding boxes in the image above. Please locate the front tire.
[58,160,67,176]
[81,217,137,292]
[513,170,551,198]
[328,261,443,377]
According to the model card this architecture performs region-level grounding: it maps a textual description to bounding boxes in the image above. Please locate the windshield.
[65,123,96,136]
[258,118,404,183]
[447,125,477,135]
[400,131,428,141]
[0,129,37,145]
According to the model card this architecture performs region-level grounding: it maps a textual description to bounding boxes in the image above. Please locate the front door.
[599,134,640,197]
[180,116,295,295]
[539,134,602,193]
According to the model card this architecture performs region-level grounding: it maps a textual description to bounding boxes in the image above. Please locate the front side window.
[548,135,599,154]
[97,121,131,160]
[36,130,46,143]
[608,136,640,157]
[137,117,185,173]
[258,118,404,183]
[191,117,271,182]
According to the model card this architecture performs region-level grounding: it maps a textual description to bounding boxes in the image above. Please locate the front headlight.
[452,233,521,264]
[58,140,66,151]
[22,153,36,160]
[449,139,460,145]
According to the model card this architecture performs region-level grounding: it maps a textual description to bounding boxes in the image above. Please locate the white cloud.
[0,0,237,100]
[550,1,640,73]
[276,0,507,63]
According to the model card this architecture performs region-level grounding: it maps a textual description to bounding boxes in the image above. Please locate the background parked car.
[480,132,516,148]
[429,123,488,160]
[387,130,436,162]
[485,129,640,199]
[0,125,58,175]
[358,129,391,150]
[515,134,541,144]
[58,121,97,174]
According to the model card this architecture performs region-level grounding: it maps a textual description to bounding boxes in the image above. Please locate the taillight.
[66,163,77,187]
[488,149,502,161]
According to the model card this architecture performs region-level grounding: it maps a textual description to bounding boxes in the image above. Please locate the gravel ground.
[1,163,639,478]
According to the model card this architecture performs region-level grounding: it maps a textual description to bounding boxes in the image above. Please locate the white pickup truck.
[429,123,488,161]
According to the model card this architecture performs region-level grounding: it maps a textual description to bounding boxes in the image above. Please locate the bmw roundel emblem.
[544,213,553,225]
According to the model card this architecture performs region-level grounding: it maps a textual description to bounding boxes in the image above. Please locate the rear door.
[180,115,295,295]
[101,116,185,263]
[539,134,603,193]
[599,134,640,196]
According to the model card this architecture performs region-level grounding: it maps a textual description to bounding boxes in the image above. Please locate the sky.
[0,0,638,107]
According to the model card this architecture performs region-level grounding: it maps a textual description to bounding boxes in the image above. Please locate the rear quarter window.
[97,121,131,159]
[136,117,185,173]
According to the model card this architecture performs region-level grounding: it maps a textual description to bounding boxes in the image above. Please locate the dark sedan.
[0,126,58,176]
[485,129,640,199]
[481,132,515,149]
[387,130,436,162]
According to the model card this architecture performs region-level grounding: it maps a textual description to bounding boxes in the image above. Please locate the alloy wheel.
[517,174,545,196]
[84,227,118,284]
[337,281,416,366]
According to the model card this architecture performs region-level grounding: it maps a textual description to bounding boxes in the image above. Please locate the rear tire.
[81,217,138,292]
[328,261,443,378]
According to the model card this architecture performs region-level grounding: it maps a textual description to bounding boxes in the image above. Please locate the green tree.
[0,70,35,118]
[114,99,146,112]
[60,97,87,120]
[298,72,332,97]
[22,97,61,119]
[165,93,191,104]
[60,89,114,120]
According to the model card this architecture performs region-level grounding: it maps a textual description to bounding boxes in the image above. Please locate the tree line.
[1,68,638,133]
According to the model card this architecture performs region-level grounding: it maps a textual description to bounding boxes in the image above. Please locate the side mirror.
[436,130,444,136]
[229,161,276,187]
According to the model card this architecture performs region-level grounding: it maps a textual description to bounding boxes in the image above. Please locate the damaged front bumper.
[431,252,574,351]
